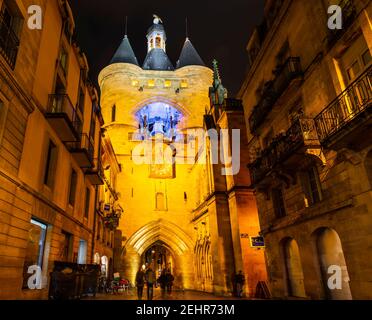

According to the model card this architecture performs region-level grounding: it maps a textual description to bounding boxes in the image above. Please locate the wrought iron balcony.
[249,57,303,133]
[65,133,94,168]
[46,94,82,142]
[85,158,105,185]
[315,65,372,150]
[328,0,356,46]
[0,13,20,69]
[249,119,321,187]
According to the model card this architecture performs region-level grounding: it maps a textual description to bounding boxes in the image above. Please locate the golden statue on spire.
[153,14,163,24]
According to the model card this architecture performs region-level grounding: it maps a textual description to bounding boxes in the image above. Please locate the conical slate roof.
[110,35,139,66]
[176,38,205,69]
[142,48,174,71]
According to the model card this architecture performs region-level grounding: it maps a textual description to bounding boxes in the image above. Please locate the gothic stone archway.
[122,219,194,290]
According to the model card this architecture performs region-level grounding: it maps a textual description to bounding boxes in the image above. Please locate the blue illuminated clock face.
[136,102,182,138]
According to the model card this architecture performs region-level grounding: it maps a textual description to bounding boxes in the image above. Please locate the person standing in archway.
[135,267,145,300]
[145,266,156,300]
[158,269,167,299]
[235,270,245,298]
[166,269,174,295]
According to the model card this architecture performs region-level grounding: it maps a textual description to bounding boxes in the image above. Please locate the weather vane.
[153,14,163,24]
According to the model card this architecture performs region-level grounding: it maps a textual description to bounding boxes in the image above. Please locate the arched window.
[111,105,116,122]
[155,36,161,48]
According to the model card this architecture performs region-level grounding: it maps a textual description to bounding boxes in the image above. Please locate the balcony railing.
[315,65,372,146]
[249,119,320,186]
[249,57,303,133]
[46,94,82,141]
[65,133,94,168]
[328,0,356,45]
[0,13,20,69]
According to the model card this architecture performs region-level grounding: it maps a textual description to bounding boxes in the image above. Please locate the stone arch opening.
[313,227,352,300]
[123,219,194,290]
[280,237,306,298]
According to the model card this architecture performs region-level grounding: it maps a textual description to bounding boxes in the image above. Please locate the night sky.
[69,0,264,96]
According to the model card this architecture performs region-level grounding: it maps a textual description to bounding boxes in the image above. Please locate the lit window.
[132,80,139,87]
[180,80,188,88]
[78,239,87,264]
[300,167,322,207]
[155,36,161,48]
[148,79,155,87]
[164,80,172,88]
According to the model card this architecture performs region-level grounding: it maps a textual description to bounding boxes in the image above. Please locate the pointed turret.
[110,35,139,66]
[176,38,205,69]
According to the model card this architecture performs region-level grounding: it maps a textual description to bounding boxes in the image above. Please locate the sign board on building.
[250,236,265,248]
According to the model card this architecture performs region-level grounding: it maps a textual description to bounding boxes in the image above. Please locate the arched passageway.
[122,219,194,290]
[141,241,176,282]
[281,238,306,298]
[314,228,352,300]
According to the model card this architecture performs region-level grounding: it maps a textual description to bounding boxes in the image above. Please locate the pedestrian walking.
[166,270,174,295]
[135,267,145,300]
[145,266,156,300]
[234,270,245,298]
[158,269,167,299]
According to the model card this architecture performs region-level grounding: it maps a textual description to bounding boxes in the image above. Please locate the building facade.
[92,130,122,280]
[0,0,107,299]
[239,0,371,299]
[99,18,267,296]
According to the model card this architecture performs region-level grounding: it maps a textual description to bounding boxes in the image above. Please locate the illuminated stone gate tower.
[99,16,266,295]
